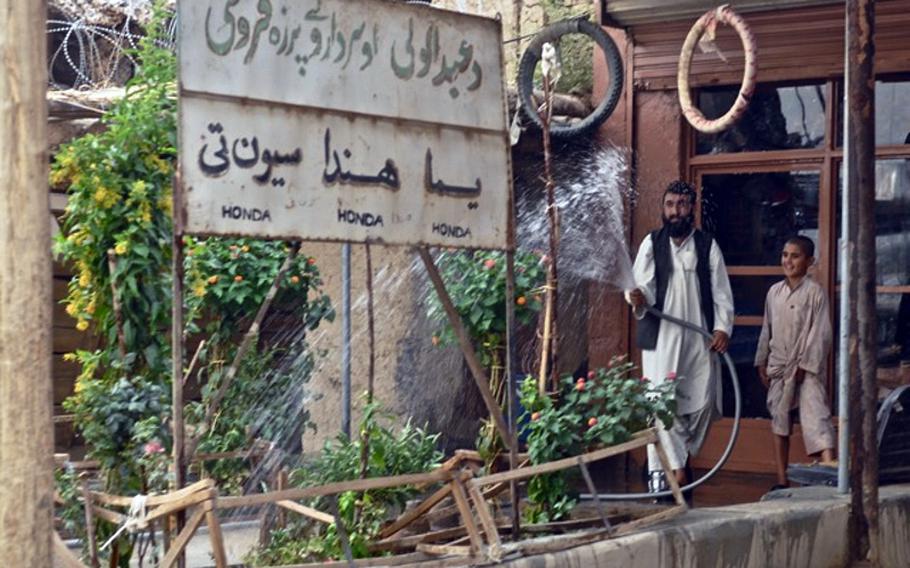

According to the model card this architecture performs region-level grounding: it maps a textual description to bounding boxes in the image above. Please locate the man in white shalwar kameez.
[626,181,734,494]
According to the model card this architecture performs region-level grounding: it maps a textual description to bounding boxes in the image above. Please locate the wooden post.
[418,248,514,450]
[171,178,187,568]
[0,0,53,566]
[846,0,879,563]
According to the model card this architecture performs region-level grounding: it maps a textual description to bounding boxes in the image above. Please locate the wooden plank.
[379,483,452,539]
[275,500,334,524]
[205,507,228,568]
[143,489,216,524]
[449,478,482,557]
[653,440,687,508]
[369,526,470,554]
[217,469,451,509]
[267,551,467,567]
[415,543,473,557]
[466,484,502,554]
[470,431,656,487]
[90,505,126,526]
[90,479,214,508]
[160,503,208,568]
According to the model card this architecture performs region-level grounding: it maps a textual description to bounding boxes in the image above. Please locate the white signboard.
[178,0,511,249]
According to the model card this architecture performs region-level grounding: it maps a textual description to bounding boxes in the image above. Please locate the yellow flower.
[193,284,207,298]
[74,377,85,394]
[76,320,89,331]
[114,242,128,255]
[62,352,78,362]
[65,303,78,316]
[86,299,96,314]
[130,180,148,197]
[78,272,91,288]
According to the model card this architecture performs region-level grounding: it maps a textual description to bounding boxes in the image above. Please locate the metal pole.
[837,8,851,495]
[0,0,52,564]
[505,250,520,539]
[341,243,352,438]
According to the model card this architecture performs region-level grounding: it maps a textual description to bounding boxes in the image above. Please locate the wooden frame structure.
[76,479,228,568]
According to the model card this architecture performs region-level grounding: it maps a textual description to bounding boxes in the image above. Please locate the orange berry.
[575,380,585,392]
[307,257,317,265]
[207,275,218,284]
[290,275,300,284]
[588,417,598,427]
[483,259,496,269]
[431,335,440,346]
[516,296,527,306]
[234,275,243,282]
[531,411,541,421]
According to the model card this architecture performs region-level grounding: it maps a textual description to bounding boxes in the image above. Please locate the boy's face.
[781,243,813,279]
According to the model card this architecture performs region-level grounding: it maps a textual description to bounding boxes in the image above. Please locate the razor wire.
[46,11,176,89]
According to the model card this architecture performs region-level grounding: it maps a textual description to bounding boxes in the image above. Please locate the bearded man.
[626,180,735,497]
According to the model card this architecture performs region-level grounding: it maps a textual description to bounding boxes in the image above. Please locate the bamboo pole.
[538,48,560,394]
[0,1,53,564]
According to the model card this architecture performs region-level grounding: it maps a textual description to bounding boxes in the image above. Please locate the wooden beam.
[275,500,334,524]
[470,430,656,487]
[217,469,451,509]
[379,483,452,539]
[160,503,208,568]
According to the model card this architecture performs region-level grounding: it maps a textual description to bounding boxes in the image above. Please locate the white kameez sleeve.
[625,235,657,320]
[798,287,834,375]
[709,240,735,336]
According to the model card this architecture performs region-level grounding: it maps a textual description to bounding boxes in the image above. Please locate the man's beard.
[663,213,694,238]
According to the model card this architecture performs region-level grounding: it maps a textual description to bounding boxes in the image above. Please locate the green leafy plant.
[427,249,546,465]
[519,357,676,523]
[245,396,443,565]
[51,5,334,563]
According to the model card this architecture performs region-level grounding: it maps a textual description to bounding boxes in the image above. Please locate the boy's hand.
[628,288,647,309]
[757,365,769,388]
[709,330,730,353]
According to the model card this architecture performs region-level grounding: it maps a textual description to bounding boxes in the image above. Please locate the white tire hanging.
[677,5,757,134]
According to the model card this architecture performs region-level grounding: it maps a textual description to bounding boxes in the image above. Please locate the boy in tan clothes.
[755,236,836,489]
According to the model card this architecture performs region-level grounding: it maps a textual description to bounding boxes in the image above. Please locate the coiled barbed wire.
[47,11,176,89]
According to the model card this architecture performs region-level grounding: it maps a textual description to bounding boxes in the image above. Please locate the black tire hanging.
[517,18,624,139]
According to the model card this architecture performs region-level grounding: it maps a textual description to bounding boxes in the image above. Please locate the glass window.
[702,170,821,265]
[695,83,827,154]
[730,276,781,317]
[837,79,910,147]
[836,159,910,373]
[719,326,771,419]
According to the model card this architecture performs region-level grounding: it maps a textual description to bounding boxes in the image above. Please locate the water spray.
[586,304,742,501]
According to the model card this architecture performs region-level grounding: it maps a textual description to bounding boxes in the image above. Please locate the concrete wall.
[505,485,910,567]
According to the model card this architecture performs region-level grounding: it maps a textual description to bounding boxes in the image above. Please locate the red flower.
[640,376,649,383]
[575,379,586,392]
[667,371,677,381]
[483,258,496,270]
[587,370,596,380]
[143,440,165,455]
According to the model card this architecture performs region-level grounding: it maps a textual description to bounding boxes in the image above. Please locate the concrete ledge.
[506,484,910,567]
